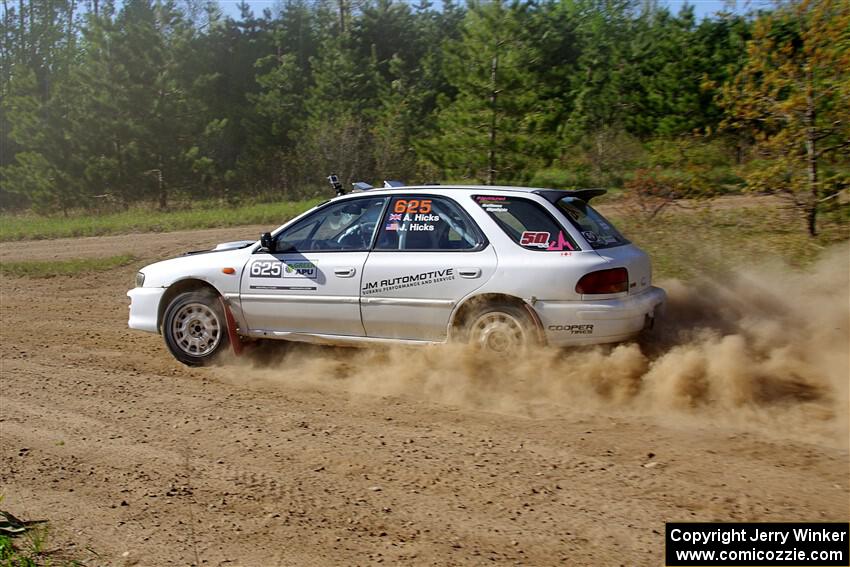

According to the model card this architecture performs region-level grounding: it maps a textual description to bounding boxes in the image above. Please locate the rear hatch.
[556,197,652,295]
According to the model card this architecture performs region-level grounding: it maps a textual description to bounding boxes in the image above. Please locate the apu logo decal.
[250,260,318,279]
[283,261,318,279]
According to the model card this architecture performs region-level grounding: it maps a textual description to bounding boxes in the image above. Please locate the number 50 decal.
[393,199,432,214]
[520,231,550,248]
[250,260,282,277]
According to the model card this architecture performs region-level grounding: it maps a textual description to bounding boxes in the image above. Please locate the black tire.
[462,302,540,353]
[162,290,230,366]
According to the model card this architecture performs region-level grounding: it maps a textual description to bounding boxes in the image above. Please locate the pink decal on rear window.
[547,232,575,251]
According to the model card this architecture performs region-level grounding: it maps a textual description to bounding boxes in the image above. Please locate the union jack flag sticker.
[389,213,402,221]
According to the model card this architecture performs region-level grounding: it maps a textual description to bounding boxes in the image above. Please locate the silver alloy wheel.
[468,311,528,352]
[170,302,222,357]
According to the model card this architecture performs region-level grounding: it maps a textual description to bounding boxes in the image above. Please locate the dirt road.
[1,229,848,566]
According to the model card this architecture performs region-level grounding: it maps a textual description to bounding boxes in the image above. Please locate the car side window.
[275,197,387,252]
[375,195,484,251]
[474,195,578,252]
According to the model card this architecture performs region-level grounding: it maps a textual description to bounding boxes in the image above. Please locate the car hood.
[139,245,253,289]
[183,240,257,256]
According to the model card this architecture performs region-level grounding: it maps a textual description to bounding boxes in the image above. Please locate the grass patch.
[0,254,137,278]
[609,203,847,280]
[0,199,322,242]
[0,529,82,567]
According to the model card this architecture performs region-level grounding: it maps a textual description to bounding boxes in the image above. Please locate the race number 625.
[250,260,282,277]
[393,199,432,214]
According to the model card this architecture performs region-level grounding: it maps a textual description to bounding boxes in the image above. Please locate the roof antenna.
[327,173,345,196]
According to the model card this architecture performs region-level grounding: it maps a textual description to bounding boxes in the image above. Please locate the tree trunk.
[66,0,76,54]
[804,66,818,237]
[18,0,25,60]
[115,137,129,209]
[487,52,499,186]
[157,162,167,211]
[338,0,346,34]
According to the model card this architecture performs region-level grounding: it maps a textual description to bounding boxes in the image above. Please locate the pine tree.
[566,0,637,140]
[0,0,81,212]
[250,0,318,193]
[422,0,550,184]
[720,0,850,236]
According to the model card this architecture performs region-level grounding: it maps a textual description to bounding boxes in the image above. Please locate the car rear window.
[556,197,629,249]
[473,195,577,252]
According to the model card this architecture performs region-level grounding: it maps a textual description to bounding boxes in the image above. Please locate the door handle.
[458,268,481,278]
[334,267,356,278]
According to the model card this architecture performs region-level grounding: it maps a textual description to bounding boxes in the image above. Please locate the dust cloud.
[219,245,849,447]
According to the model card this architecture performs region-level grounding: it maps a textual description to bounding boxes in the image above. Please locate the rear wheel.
[464,303,538,353]
[162,291,229,366]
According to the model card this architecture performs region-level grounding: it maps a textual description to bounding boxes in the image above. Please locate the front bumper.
[127,287,167,333]
[536,286,666,347]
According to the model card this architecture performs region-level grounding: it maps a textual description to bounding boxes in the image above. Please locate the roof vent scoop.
[352,181,374,191]
[383,180,405,188]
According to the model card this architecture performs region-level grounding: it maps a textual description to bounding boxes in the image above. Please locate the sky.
[664,0,772,17]
[217,0,771,21]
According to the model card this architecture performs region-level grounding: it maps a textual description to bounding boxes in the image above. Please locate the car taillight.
[575,268,628,294]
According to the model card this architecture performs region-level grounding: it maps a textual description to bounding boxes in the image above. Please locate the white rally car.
[128,184,666,366]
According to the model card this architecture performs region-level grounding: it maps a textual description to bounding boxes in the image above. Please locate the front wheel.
[162,291,230,366]
[464,303,539,353]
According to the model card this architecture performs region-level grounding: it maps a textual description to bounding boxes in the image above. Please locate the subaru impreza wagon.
[127,185,666,366]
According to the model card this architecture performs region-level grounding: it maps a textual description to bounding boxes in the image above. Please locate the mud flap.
[644,303,664,331]
[219,297,243,356]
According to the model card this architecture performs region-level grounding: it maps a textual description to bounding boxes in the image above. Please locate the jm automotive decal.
[250,259,319,279]
[362,268,456,295]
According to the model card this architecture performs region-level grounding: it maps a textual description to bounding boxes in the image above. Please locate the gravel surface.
[1,227,847,566]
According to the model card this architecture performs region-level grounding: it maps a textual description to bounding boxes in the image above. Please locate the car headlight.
[135,272,146,288]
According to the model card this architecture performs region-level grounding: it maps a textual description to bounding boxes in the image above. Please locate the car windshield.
[556,197,629,249]
[276,197,387,252]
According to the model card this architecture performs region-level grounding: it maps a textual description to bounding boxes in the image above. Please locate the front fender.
[139,248,250,295]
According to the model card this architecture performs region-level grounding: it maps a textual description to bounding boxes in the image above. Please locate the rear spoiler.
[533,188,607,204]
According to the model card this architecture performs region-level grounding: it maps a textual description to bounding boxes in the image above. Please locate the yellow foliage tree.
[721,0,850,236]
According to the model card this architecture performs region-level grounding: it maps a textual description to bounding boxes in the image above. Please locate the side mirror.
[259,232,275,253]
